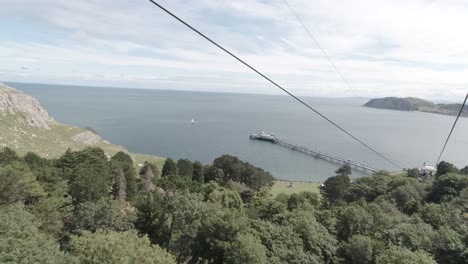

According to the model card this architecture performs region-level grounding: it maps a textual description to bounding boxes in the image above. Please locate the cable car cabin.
[419,162,436,177]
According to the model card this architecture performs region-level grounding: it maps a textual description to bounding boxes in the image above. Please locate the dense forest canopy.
[0,146,467,263]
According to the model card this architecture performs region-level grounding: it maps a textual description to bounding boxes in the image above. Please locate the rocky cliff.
[0,83,53,129]
[0,83,164,167]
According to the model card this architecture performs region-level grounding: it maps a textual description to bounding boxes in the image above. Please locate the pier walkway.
[250,133,380,173]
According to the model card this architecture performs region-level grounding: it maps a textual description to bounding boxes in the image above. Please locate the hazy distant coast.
[364,97,468,117]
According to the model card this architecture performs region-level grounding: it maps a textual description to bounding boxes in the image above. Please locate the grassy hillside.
[0,113,165,168]
[0,83,165,169]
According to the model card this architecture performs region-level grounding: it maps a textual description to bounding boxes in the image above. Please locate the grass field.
[133,153,166,171]
[271,180,321,196]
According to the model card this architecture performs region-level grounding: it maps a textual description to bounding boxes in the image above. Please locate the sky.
[1,0,467,100]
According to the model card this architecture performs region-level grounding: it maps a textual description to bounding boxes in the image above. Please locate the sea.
[7,82,468,182]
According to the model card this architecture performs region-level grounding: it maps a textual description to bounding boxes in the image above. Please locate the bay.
[8,82,468,181]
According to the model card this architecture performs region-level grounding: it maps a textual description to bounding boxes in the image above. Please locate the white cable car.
[419,162,436,177]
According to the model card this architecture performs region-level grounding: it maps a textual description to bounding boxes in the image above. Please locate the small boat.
[191,118,195,124]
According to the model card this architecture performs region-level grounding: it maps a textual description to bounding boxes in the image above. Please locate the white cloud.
[0,0,467,100]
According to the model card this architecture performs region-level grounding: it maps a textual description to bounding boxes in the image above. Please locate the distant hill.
[364,97,467,117]
[0,83,164,167]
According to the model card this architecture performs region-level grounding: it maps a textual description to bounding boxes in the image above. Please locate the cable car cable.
[146,0,403,169]
[435,92,468,165]
[281,0,354,92]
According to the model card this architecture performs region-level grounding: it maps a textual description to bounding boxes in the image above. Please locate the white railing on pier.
[250,135,379,173]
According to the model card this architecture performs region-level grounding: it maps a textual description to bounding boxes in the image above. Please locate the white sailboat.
[191,118,195,124]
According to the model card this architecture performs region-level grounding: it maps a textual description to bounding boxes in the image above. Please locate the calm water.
[7,82,468,181]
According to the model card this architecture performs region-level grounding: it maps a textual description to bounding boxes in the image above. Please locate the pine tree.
[139,162,160,180]
[177,159,194,178]
[110,152,137,201]
[142,165,155,192]
[192,161,204,183]
[0,147,20,166]
[162,158,177,177]
[62,148,112,204]
[115,168,126,203]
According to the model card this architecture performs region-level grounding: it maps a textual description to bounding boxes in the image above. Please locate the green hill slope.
[364,96,467,117]
[363,97,435,111]
[0,83,164,168]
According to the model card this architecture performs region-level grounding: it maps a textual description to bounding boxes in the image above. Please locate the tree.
[213,155,243,183]
[63,148,112,204]
[224,233,268,264]
[141,165,155,192]
[69,230,176,264]
[56,148,78,171]
[389,182,425,214]
[212,155,275,190]
[204,165,224,183]
[177,159,193,178]
[135,189,261,263]
[0,161,71,238]
[407,168,421,178]
[360,201,410,237]
[202,182,243,210]
[0,147,19,166]
[165,192,216,262]
[162,158,177,177]
[336,164,352,177]
[376,246,436,264]
[139,161,160,180]
[111,151,137,201]
[282,210,338,262]
[427,173,468,202]
[256,199,287,221]
[226,179,251,194]
[23,151,49,169]
[192,161,204,183]
[245,168,275,192]
[382,222,436,252]
[0,203,66,263]
[114,168,126,202]
[287,192,320,211]
[190,209,250,263]
[418,203,451,228]
[135,191,227,263]
[460,165,468,175]
[336,205,374,241]
[240,189,256,204]
[0,164,46,205]
[156,174,193,192]
[29,196,71,239]
[250,220,321,263]
[344,173,394,203]
[433,226,467,264]
[436,161,458,177]
[321,175,350,204]
[134,191,173,247]
[339,235,380,264]
[69,198,135,233]
[30,165,72,238]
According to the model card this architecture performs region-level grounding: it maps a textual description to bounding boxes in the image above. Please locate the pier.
[250,132,380,173]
